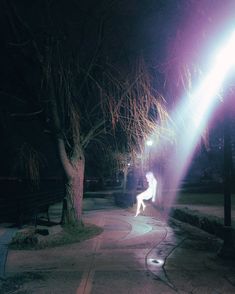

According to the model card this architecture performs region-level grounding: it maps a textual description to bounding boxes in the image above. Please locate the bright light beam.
[191,29,235,129]
[164,28,235,212]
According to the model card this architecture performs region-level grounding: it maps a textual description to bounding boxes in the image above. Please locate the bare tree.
[105,58,173,159]
[1,1,173,226]
[39,48,173,224]
[44,45,107,224]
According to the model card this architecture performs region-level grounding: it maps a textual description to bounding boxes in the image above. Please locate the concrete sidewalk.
[114,188,235,241]
[1,198,235,293]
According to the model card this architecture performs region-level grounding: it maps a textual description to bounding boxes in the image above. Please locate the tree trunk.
[62,158,85,225]
[57,137,85,225]
[123,166,128,193]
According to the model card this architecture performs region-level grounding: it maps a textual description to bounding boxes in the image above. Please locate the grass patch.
[176,192,235,206]
[10,223,103,250]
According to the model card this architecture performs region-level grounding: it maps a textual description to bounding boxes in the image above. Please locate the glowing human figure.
[135,171,157,217]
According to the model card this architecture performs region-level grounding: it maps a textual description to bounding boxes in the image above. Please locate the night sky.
[1,0,235,179]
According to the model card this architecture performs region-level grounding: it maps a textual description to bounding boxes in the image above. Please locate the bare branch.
[10,109,43,117]
[81,120,106,149]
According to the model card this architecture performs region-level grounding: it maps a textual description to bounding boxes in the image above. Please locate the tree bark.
[64,158,85,225]
[57,138,85,225]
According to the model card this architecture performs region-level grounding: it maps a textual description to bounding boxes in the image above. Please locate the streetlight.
[218,93,235,258]
[146,139,153,147]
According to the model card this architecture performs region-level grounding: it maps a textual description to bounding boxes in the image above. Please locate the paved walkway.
[1,198,235,293]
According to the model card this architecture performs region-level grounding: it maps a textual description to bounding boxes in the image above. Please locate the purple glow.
[189,29,235,130]
[163,28,235,212]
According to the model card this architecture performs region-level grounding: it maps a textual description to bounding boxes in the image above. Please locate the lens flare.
[163,28,235,213]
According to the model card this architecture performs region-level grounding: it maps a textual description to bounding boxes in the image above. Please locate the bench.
[16,189,64,227]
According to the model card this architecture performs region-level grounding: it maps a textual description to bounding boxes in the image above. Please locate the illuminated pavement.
[3,198,235,293]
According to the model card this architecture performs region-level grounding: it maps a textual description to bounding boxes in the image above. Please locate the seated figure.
[135,171,157,217]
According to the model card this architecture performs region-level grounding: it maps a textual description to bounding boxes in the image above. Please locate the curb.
[170,207,235,241]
